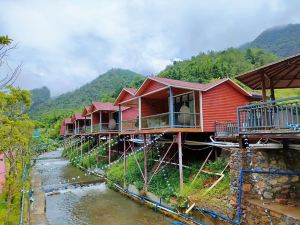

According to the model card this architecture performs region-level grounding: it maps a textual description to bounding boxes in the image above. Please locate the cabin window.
[174,92,194,113]
[172,92,196,127]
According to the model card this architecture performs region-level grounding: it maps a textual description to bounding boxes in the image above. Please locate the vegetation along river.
[34,149,170,225]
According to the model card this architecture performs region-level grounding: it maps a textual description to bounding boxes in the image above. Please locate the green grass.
[65,140,231,209]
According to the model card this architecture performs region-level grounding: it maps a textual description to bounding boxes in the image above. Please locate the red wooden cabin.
[117,77,259,134]
[71,113,91,135]
[114,88,139,131]
[82,102,120,134]
[60,118,74,136]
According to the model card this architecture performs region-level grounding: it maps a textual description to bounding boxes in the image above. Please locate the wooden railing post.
[119,105,122,131]
[169,87,174,128]
[99,111,102,131]
[139,97,142,130]
[90,113,93,133]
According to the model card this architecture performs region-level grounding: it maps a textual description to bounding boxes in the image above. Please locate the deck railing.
[65,129,74,135]
[90,123,120,133]
[141,112,200,129]
[122,119,138,131]
[215,121,238,137]
[74,127,85,134]
[238,96,300,134]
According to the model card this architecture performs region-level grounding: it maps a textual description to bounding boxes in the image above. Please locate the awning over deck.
[236,53,300,90]
[236,53,300,101]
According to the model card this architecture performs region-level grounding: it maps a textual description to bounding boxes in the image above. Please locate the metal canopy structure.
[236,53,300,101]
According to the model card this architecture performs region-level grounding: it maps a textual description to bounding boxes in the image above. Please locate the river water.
[35,149,170,225]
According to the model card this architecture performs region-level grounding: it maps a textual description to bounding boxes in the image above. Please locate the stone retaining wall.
[229,147,300,224]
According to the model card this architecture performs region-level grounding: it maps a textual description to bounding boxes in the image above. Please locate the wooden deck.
[120,127,202,135]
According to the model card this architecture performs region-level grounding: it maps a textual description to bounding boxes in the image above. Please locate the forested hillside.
[241,24,300,57]
[159,48,278,82]
[30,86,51,110]
[29,69,144,138]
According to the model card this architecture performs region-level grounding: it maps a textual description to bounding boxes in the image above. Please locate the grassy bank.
[63,140,231,215]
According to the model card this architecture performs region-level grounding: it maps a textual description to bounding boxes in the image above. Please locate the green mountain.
[29,68,144,137]
[30,86,51,109]
[241,24,300,57]
[159,48,278,82]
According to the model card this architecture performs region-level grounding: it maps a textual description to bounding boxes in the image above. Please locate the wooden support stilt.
[143,134,147,192]
[108,133,111,164]
[178,132,184,193]
[123,136,127,179]
[80,136,83,157]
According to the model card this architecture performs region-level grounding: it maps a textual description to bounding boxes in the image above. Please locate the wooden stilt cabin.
[114,88,138,131]
[116,77,259,134]
[60,118,74,136]
[81,102,121,134]
[71,113,91,135]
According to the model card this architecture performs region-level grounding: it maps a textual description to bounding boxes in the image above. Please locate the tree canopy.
[159,48,278,83]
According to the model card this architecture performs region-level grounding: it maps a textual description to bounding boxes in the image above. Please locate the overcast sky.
[0,0,300,96]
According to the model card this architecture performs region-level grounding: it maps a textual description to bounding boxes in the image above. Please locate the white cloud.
[0,0,299,95]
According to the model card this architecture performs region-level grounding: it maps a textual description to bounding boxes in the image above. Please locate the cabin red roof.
[124,88,136,95]
[82,105,93,116]
[83,102,120,115]
[64,118,72,124]
[135,76,255,98]
[72,113,89,122]
[114,88,137,105]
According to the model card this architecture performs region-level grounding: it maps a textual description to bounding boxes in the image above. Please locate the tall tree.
[0,35,21,90]
[0,87,34,223]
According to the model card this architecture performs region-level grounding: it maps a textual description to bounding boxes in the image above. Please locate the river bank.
[30,149,184,225]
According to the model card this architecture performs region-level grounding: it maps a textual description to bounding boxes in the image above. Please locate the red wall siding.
[202,82,250,132]
[140,80,166,96]
[92,112,100,125]
[141,98,168,117]
[122,107,138,120]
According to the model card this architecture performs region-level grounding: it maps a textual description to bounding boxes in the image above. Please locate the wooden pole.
[90,113,93,133]
[139,97,142,130]
[261,75,267,102]
[108,133,111,164]
[123,136,127,180]
[270,80,275,101]
[80,136,83,157]
[169,87,174,128]
[100,111,102,131]
[119,105,122,131]
[143,134,147,192]
[178,132,184,193]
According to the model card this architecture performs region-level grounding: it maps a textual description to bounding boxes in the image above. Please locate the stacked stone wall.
[229,147,300,224]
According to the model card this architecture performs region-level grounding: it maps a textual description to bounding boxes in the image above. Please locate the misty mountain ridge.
[241,23,300,57]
